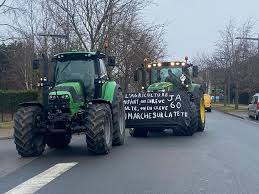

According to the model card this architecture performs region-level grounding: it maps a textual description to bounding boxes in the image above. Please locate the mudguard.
[102,81,121,105]
[19,102,43,109]
[124,90,192,129]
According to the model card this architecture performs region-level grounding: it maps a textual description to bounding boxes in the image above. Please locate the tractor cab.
[53,52,97,101]
[135,61,199,92]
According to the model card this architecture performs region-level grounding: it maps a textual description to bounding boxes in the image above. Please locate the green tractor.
[14,51,125,157]
[125,60,205,137]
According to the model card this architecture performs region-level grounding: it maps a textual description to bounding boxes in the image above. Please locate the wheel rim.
[104,116,111,144]
[200,99,205,124]
[118,101,125,134]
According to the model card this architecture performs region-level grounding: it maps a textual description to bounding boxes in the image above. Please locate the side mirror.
[193,66,198,77]
[134,70,139,81]
[32,59,40,70]
[107,56,116,67]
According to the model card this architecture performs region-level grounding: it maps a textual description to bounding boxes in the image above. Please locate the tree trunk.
[227,78,231,105]
[224,82,227,107]
[235,81,239,110]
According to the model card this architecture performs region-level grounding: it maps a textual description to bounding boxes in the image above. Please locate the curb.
[0,135,14,140]
[213,109,245,120]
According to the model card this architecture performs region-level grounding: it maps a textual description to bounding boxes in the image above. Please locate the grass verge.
[0,121,14,130]
[212,103,247,113]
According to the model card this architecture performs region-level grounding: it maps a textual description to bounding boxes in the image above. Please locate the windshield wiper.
[55,61,72,82]
[60,61,72,74]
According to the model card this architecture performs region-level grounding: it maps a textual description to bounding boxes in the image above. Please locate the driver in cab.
[165,69,177,85]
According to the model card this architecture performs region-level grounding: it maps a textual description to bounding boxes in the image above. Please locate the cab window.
[99,59,107,78]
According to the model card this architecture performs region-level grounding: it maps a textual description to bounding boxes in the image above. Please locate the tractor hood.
[49,82,84,100]
[48,82,85,116]
[147,82,173,92]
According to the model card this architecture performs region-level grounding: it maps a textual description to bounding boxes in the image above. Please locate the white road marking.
[5,162,78,194]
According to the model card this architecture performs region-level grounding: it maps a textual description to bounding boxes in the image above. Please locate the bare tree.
[197,19,257,108]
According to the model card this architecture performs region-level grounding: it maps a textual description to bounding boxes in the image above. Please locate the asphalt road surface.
[1,111,259,194]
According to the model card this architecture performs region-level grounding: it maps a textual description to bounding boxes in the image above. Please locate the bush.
[0,90,38,114]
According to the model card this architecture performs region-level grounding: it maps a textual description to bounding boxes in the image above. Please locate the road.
[1,111,259,194]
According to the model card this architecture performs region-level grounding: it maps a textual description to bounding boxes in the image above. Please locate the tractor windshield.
[150,67,183,84]
[55,59,95,94]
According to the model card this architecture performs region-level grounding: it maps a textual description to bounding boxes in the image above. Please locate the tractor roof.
[54,50,105,58]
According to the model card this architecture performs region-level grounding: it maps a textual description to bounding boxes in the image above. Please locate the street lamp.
[235,34,259,53]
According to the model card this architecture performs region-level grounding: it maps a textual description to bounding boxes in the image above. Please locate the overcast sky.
[143,0,259,60]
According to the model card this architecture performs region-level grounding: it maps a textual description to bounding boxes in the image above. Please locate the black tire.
[185,102,197,136]
[46,133,71,148]
[112,89,126,146]
[85,103,113,154]
[129,128,148,137]
[173,102,197,136]
[207,108,212,112]
[14,106,45,157]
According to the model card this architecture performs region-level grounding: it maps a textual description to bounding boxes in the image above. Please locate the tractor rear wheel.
[14,106,45,157]
[186,102,198,136]
[112,89,126,146]
[85,103,113,154]
[173,102,197,136]
[46,133,71,148]
[129,128,148,137]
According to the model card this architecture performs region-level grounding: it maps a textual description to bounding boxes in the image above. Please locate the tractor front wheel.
[85,103,113,154]
[14,106,45,157]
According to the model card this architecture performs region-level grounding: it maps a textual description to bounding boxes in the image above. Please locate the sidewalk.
[212,103,248,120]
[0,121,14,140]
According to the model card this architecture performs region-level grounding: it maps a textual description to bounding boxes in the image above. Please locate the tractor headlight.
[49,95,56,100]
[60,94,70,101]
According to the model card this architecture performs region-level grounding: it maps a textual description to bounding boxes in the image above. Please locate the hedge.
[0,90,38,113]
